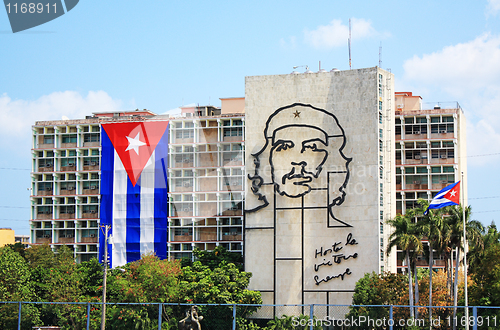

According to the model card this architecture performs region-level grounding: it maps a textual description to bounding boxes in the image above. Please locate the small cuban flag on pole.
[424,181,460,215]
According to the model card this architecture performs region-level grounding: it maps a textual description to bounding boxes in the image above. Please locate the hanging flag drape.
[424,181,460,215]
[99,121,169,268]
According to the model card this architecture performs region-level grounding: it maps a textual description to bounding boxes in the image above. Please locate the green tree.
[43,246,101,330]
[111,253,181,303]
[267,315,322,330]
[106,253,182,330]
[386,209,423,319]
[5,242,27,259]
[25,243,56,269]
[446,205,483,328]
[469,223,500,307]
[180,261,262,329]
[347,272,408,329]
[416,199,447,322]
[192,246,244,270]
[0,246,41,329]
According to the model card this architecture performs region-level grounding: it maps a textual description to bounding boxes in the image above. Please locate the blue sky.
[2,1,500,235]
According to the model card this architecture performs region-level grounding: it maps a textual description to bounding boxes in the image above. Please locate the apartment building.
[30,102,245,263]
[395,92,467,271]
[29,74,466,275]
[0,228,15,247]
[167,100,245,260]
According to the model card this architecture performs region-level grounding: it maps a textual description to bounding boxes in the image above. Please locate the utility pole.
[100,224,110,330]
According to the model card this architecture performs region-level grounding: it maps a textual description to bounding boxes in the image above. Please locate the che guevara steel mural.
[245,102,362,308]
[247,103,352,227]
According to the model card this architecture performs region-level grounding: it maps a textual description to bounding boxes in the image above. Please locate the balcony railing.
[79,236,98,243]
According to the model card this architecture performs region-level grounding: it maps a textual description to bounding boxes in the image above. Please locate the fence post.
[17,301,22,330]
[309,304,314,330]
[87,302,91,330]
[232,304,237,330]
[472,306,477,330]
[158,303,162,330]
[389,305,393,330]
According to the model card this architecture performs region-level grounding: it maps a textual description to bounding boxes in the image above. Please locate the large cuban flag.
[424,181,460,215]
[99,121,169,268]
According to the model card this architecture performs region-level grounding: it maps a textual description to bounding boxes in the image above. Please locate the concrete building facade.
[395,92,467,271]
[30,105,246,262]
[0,228,15,247]
[244,67,397,311]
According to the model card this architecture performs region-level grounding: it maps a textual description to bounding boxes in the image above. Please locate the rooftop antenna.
[348,18,352,70]
[292,65,309,73]
[379,42,382,68]
[318,60,326,73]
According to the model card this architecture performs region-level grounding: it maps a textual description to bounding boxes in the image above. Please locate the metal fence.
[2,301,500,330]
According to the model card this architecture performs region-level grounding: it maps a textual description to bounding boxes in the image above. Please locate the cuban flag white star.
[424,181,460,215]
[125,132,147,155]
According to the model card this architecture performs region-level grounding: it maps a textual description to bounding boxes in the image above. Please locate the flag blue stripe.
[154,126,169,260]
[424,181,460,215]
[126,176,142,263]
[427,200,458,210]
[99,129,114,267]
[99,122,169,267]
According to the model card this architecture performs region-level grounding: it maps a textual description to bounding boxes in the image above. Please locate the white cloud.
[487,0,500,15]
[304,18,384,49]
[403,34,500,96]
[402,34,500,167]
[0,91,122,152]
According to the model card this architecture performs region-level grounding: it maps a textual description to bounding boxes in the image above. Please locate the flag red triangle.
[444,181,460,205]
[102,121,169,186]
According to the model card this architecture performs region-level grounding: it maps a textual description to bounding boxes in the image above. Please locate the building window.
[443,166,454,173]
[83,157,99,166]
[405,167,415,174]
[37,206,52,214]
[61,158,76,167]
[416,167,428,174]
[174,178,193,188]
[43,135,54,144]
[62,134,77,143]
[175,130,194,139]
[83,133,100,143]
[39,159,54,168]
[60,206,75,214]
[223,127,243,137]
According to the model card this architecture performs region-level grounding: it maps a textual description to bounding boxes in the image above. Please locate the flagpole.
[462,172,469,330]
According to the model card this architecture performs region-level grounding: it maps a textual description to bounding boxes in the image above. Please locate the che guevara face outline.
[270,125,329,198]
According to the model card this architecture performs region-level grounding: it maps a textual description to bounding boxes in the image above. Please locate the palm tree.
[446,205,483,330]
[468,222,498,267]
[386,209,423,319]
[416,199,447,323]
